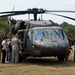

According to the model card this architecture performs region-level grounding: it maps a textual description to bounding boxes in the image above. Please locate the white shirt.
[2,40,8,50]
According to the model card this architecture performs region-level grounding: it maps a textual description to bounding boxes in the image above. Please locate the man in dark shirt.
[7,39,12,63]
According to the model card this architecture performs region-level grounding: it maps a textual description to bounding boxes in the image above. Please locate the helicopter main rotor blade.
[0,8,75,14]
[0,13,20,18]
[47,13,75,21]
[46,10,75,13]
[0,13,25,17]
[0,8,45,14]
[0,8,75,21]
[0,12,75,21]
[0,11,29,14]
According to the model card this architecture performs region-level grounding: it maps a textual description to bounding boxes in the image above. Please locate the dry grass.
[0,51,75,75]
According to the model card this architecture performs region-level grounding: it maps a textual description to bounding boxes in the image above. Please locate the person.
[73,38,75,62]
[0,34,3,62]
[67,36,74,51]
[65,36,74,60]
[11,34,21,64]
[7,39,12,63]
[1,36,8,63]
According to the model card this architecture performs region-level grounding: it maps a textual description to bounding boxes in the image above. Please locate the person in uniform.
[11,34,21,64]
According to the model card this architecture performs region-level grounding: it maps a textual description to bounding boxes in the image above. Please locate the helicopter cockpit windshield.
[32,27,66,41]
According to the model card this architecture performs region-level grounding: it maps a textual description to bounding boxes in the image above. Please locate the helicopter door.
[25,30,33,53]
[17,30,25,41]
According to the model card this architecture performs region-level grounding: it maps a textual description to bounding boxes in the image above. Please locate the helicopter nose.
[52,42,59,48]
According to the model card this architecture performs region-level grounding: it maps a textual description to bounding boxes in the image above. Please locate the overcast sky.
[0,0,75,25]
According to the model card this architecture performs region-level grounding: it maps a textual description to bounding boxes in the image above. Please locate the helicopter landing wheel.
[57,56,64,62]
[19,53,26,62]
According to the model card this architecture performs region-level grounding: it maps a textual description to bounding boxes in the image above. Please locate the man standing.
[11,34,21,64]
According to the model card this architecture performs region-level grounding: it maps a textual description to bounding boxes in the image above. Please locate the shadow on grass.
[22,57,75,67]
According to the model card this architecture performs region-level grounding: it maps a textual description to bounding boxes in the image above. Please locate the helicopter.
[0,8,75,62]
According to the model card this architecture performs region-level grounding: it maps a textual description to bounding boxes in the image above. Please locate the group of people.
[0,34,21,64]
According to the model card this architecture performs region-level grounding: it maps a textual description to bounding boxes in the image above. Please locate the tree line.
[0,17,75,38]
[54,22,75,38]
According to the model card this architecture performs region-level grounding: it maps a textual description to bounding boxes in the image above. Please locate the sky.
[0,0,75,25]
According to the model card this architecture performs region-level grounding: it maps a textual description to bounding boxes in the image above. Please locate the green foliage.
[54,23,59,26]
[0,17,12,38]
[60,22,75,38]
[54,22,75,38]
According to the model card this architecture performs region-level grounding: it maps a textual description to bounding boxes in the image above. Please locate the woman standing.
[1,36,8,63]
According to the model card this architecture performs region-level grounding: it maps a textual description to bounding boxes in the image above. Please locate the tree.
[60,22,75,38]
[0,17,12,38]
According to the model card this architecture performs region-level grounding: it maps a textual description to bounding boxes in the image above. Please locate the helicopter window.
[46,29,55,39]
[54,29,65,39]
[33,29,48,40]
[32,28,65,41]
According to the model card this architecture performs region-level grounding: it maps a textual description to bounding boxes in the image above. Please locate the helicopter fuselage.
[26,27,69,56]
[17,20,70,61]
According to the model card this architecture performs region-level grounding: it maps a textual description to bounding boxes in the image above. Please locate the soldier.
[11,34,21,64]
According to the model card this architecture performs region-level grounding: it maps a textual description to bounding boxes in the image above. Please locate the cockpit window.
[53,29,65,39]
[33,29,48,40]
[32,28,65,41]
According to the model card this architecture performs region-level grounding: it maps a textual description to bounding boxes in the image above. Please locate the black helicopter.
[0,8,75,62]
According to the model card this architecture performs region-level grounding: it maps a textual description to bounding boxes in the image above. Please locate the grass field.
[0,51,75,75]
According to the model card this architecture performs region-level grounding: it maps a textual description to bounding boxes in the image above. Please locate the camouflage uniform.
[11,35,21,64]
